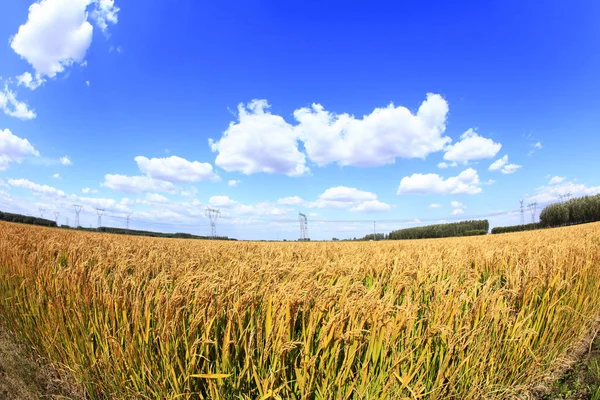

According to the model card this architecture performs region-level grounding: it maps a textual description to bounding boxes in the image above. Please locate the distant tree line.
[492,194,600,234]
[539,194,600,227]
[0,210,233,240]
[491,222,541,234]
[94,226,233,240]
[387,220,489,240]
[0,211,57,227]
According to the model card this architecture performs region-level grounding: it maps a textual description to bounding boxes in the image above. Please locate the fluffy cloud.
[488,155,521,174]
[548,176,565,185]
[429,203,441,208]
[10,0,119,78]
[16,72,45,90]
[228,179,241,187]
[8,178,65,198]
[311,186,390,212]
[52,173,61,179]
[134,155,218,183]
[295,93,450,167]
[437,161,457,169]
[0,128,40,170]
[10,0,93,77]
[60,156,72,166]
[144,193,170,203]
[443,129,501,163]
[102,174,177,194]
[451,201,466,215]
[277,196,307,206]
[319,186,377,203]
[209,195,237,208]
[209,100,309,177]
[535,142,542,149]
[0,87,36,120]
[349,200,391,213]
[90,0,119,33]
[527,181,600,204]
[209,94,451,175]
[82,187,98,194]
[397,168,482,195]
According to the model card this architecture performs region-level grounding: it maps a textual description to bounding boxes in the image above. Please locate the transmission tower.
[205,207,220,238]
[72,204,83,228]
[54,211,60,225]
[96,208,105,228]
[527,202,538,223]
[298,212,308,241]
[66,217,69,226]
[126,213,132,230]
[519,199,525,225]
[374,221,377,240]
[39,208,46,218]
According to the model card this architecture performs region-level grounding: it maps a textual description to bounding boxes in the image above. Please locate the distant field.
[0,221,599,399]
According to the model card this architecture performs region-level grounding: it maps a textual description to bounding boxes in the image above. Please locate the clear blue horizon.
[1,0,599,240]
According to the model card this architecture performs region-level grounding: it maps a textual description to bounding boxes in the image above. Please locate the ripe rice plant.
[0,221,599,399]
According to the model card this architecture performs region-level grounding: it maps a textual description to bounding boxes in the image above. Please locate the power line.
[527,202,538,223]
[96,208,105,228]
[39,208,46,218]
[298,212,308,240]
[72,204,83,228]
[519,199,524,225]
[205,207,220,238]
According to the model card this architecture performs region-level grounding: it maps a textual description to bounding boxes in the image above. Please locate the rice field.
[0,221,599,399]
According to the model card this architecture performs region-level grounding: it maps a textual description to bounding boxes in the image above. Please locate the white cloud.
[16,72,45,90]
[8,178,65,198]
[429,203,441,208]
[82,187,98,194]
[310,186,387,211]
[451,201,466,215]
[52,173,61,179]
[134,155,218,183]
[180,186,198,198]
[548,176,565,185]
[0,128,40,170]
[228,179,241,187]
[102,174,177,194]
[443,129,501,163]
[527,181,600,204]
[535,142,542,149]
[437,161,457,169]
[90,0,119,33]
[295,93,450,167]
[277,196,307,206]
[209,195,237,208]
[349,200,391,213]
[397,168,482,195]
[209,100,309,177]
[145,193,170,203]
[210,94,452,175]
[10,0,96,77]
[86,80,90,87]
[0,86,36,120]
[319,186,377,203]
[60,156,72,166]
[488,155,521,174]
[236,201,286,216]
[501,164,521,174]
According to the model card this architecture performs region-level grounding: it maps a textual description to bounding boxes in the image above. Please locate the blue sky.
[1,0,599,240]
